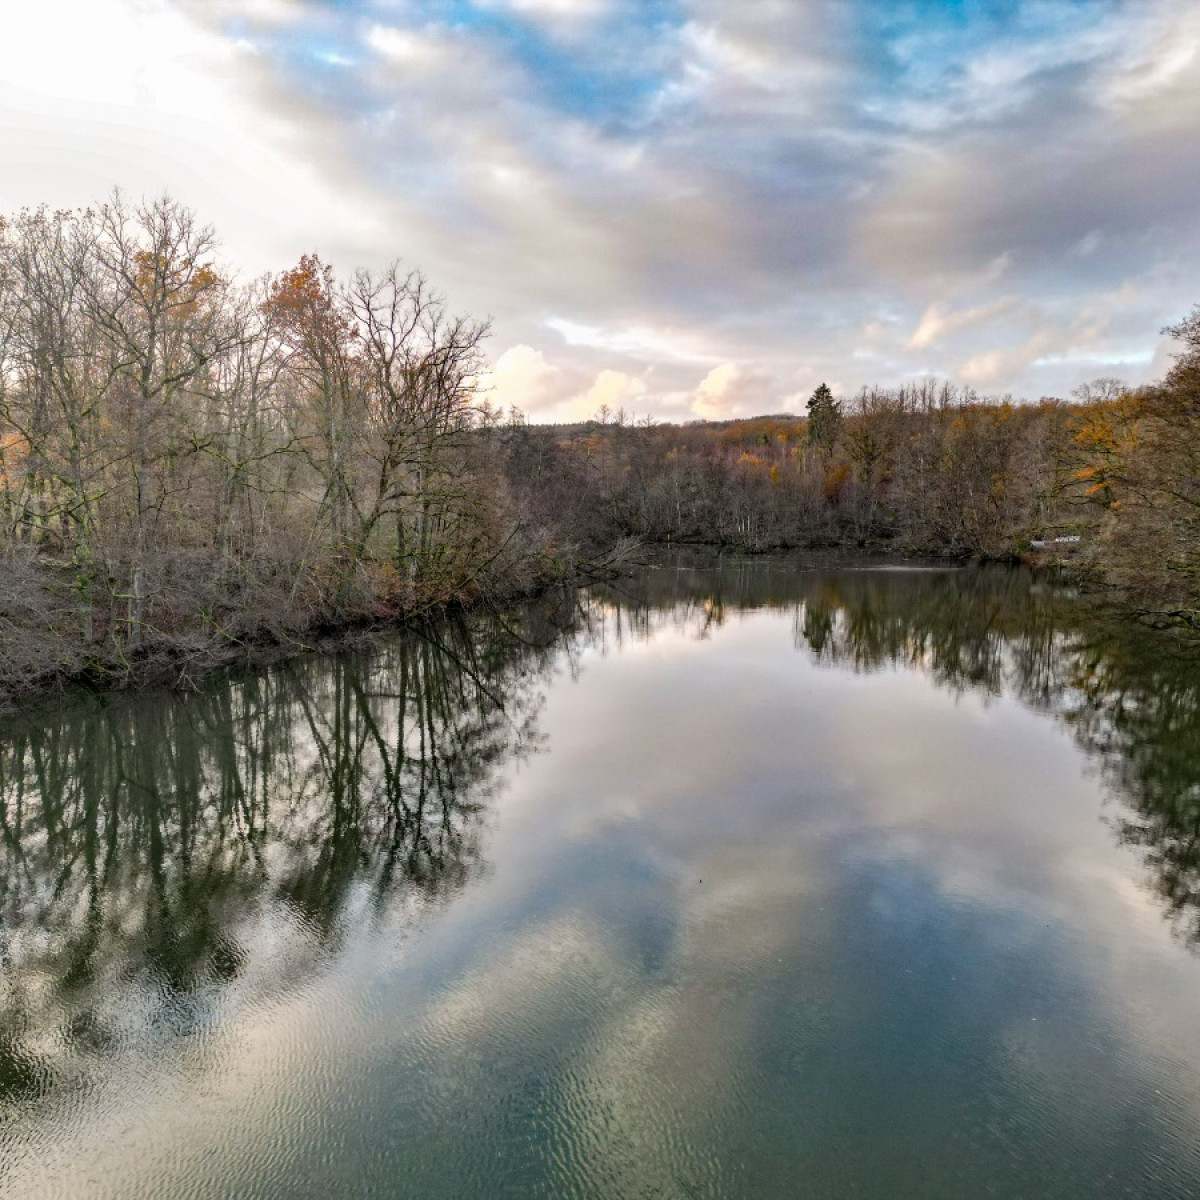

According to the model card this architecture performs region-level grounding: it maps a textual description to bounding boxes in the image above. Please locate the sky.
[1,0,1198,422]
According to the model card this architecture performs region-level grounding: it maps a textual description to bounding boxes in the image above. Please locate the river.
[2,558,1200,1198]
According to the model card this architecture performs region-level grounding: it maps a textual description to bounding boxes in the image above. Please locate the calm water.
[3,560,1200,1198]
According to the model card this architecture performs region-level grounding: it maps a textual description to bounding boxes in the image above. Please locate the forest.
[1,194,1198,699]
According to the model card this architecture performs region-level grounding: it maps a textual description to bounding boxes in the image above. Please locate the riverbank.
[0,528,1179,716]
[0,536,651,714]
[0,573,542,714]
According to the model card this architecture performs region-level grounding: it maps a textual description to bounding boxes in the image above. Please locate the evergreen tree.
[806,382,842,461]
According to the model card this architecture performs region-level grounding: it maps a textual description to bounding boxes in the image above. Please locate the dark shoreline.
[0,572,571,718]
[0,541,1121,719]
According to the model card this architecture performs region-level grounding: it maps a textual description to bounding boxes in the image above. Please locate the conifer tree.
[806,382,842,463]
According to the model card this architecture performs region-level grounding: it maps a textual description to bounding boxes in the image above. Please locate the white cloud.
[0,0,384,276]
[479,0,610,20]
[958,326,1067,389]
[582,369,648,418]
[1093,5,1200,112]
[482,344,564,416]
[690,363,771,420]
[366,24,452,72]
[907,298,1020,351]
[4,0,1200,416]
[545,317,716,365]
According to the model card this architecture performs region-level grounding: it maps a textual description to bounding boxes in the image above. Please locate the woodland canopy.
[0,194,1197,698]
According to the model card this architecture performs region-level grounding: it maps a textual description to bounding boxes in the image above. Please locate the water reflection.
[3,558,1200,1193]
[0,602,572,1105]
[788,568,1200,947]
[588,560,1200,947]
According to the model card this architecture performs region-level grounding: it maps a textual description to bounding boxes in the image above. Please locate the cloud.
[4,0,1200,413]
[476,0,612,30]
[958,324,1083,390]
[483,344,564,415]
[1092,4,1200,114]
[365,24,453,72]
[545,317,716,364]
[690,363,773,420]
[0,0,385,276]
[582,369,648,418]
[907,298,1021,352]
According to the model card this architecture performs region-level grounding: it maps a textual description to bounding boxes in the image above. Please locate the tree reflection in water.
[0,598,574,1105]
[593,558,1200,949]
[3,561,1200,1116]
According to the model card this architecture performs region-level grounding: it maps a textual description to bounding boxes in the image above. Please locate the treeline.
[0,196,554,695]
[498,316,1200,629]
[2,192,1198,698]
[500,384,1069,556]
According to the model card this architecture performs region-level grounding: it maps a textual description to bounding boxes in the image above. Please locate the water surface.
[3,560,1200,1198]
